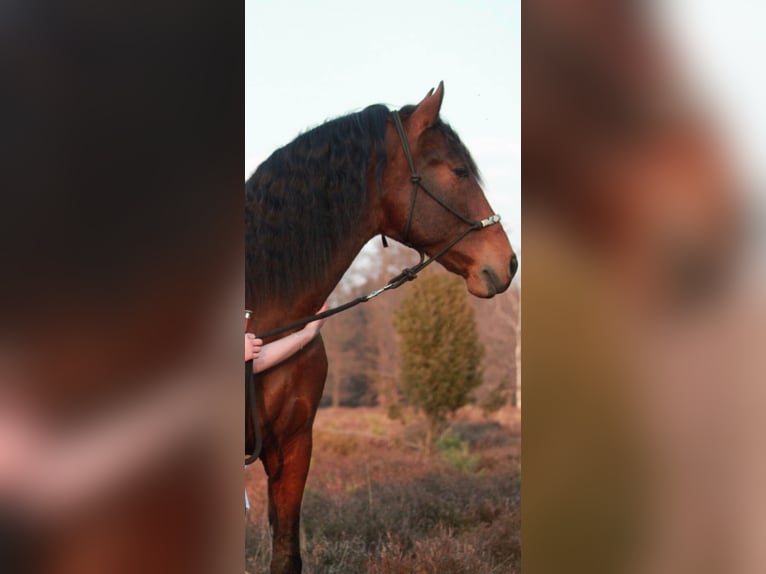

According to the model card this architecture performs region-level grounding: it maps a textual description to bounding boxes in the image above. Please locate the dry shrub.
[297,470,520,573]
[451,420,512,449]
[314,431,361,457]
[245,516,272,574]
[367,522,520,574]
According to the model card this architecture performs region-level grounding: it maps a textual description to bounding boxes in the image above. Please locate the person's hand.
[305,303,329,337]
[245,333,263,362]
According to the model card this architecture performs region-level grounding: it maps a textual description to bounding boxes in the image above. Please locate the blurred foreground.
[522,1,765,573]
[0,1,243,572]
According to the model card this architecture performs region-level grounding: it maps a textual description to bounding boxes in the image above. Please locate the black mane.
[245,104,389,303]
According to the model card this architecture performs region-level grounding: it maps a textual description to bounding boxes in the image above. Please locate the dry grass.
[245,407,520,574]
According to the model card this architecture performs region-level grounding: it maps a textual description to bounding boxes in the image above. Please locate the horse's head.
[380,82,518,298]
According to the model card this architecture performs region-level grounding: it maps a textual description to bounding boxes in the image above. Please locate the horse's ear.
[408,81,444,136]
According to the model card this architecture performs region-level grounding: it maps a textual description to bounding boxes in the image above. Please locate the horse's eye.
[453,167,470,178]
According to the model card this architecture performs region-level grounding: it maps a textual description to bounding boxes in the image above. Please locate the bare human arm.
[244,304,328,372]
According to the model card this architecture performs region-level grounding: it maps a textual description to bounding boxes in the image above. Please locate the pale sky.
[245,0,521,253]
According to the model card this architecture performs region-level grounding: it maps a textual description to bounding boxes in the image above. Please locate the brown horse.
[245,82,517,573]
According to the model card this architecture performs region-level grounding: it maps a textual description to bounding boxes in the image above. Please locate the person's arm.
[246,304,328,373]
[252,325,315,373]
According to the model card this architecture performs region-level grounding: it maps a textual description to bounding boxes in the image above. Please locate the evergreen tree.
[392,268,484,453]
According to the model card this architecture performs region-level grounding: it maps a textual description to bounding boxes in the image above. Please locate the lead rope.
[392,111,420,243]
[250,209,500,343]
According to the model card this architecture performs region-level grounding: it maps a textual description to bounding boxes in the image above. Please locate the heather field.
[245,406,521,574]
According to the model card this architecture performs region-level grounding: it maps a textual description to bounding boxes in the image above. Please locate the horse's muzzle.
[478,263,513,297]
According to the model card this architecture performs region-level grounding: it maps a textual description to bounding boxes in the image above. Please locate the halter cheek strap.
[392,111,420,243]
[390,111,494,243]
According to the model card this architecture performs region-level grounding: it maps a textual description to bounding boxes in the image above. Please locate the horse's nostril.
[510,254,519,278]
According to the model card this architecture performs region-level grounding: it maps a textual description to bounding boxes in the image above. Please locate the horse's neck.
[250,150,385,332]
[303,228,375,311]
[258,218,377,331]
